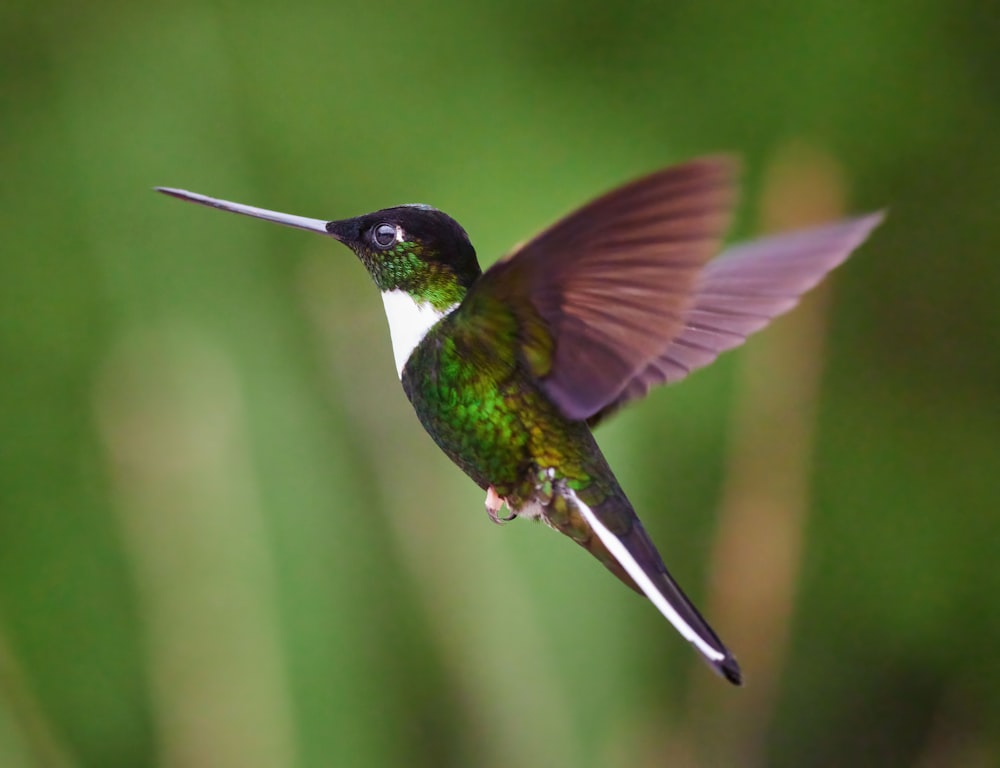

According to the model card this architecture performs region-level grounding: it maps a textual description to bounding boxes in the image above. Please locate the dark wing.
[589,212,886,426]
[470,157,738,421]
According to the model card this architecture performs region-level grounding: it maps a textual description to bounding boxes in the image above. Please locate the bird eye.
[373,223,397,248]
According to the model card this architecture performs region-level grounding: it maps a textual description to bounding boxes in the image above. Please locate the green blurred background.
[2,1,998,766]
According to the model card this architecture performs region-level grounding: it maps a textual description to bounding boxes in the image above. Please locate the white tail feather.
[566,488,726,663]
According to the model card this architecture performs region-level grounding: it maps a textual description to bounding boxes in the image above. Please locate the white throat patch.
[380,290,456,378]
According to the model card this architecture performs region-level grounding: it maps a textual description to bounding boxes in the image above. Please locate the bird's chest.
[400,329,544,493]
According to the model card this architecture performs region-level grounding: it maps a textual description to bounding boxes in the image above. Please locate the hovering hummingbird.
[157,157,882,684]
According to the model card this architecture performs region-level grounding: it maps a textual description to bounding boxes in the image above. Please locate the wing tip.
[848,209,888,242]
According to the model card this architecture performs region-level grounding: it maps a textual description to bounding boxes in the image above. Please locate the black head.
[154,187,483,312]
[326,206,482,307]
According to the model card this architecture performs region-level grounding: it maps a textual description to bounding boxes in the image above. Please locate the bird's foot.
[485,485,516,525]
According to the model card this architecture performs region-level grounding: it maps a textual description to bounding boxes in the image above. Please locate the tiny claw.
[485,485,516,525]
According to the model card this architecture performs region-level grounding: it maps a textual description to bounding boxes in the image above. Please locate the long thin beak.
[155,187,333,236]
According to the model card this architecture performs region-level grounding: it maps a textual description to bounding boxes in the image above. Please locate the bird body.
[158,157,883,684]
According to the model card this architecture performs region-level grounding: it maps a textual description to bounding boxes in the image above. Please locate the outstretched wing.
[588,212,885,426]
[470,157,739,421]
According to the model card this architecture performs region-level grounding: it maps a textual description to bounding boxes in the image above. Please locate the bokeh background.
[2,1,998,766]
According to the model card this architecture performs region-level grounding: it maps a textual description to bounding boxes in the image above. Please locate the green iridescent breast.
[400,305,601,503]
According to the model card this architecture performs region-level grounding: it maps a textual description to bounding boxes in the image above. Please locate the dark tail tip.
[717,654,743,686]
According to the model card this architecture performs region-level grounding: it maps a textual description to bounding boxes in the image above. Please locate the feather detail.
[474,157,739,420]
[589,212,885,425]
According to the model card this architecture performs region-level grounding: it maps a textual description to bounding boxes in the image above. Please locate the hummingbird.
[157,157,882,685]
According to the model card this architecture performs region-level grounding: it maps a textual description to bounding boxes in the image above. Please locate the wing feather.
[460,157,881,426]
[473,157,739,420]
[589,212,885,424]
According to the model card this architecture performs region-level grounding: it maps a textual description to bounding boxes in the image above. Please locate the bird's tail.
[562,487,742,685]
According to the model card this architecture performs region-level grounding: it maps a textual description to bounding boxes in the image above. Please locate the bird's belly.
[400,327,610,512]
[401,346,581,499]
[403,369,533,493]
